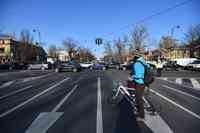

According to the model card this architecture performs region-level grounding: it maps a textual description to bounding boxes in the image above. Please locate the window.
[0,48,4,53]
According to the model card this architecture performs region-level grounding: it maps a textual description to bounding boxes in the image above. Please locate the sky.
[0,0,200,57]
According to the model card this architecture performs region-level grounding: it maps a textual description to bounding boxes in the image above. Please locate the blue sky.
[1,0,199,57]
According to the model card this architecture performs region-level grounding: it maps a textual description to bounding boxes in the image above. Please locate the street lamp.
[171,25,180,38]
[33,29,41,45]
[169,25,180,60]
[33,29,42,62]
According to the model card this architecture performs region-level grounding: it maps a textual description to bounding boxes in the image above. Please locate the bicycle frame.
[112,81,156,115]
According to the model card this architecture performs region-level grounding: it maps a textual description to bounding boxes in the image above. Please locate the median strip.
[0,77,69,118]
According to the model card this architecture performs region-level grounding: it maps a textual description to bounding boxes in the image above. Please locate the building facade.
[56,50,69,62]
[0,34,19,64]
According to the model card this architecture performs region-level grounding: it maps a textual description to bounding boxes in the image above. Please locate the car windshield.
[1,0,200,133]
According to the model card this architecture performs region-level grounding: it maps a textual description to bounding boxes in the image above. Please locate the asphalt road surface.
[0,69,200,133]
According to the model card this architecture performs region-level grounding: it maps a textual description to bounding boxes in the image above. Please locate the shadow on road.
[114,98,141,133]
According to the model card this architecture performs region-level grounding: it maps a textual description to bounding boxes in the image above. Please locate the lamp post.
[33,29,41,45]
[33,29,41,62]
[169,25,180,60]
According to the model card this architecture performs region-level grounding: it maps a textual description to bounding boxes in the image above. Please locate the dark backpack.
[132,61,155,85]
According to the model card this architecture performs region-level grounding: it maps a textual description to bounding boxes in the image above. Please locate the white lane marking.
[162,85,200,102]
[52,85,78,112]
[96,77,103,133]
[0,81,15,89]
[0,77,69,118]
[0,85,32,100]
[175,78,182,84]
[22,73,53,83]
[190,78,200,90]
[25,112,63,133]
[145,111,174,133]
[158,78,198,90]
[25,84,77,133]
[163,77,168,81]
[150,89,200,120]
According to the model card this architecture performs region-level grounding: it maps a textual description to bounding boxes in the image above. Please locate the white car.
[28,62,48,70]
[188,60,200,70]
[80,62,93,69]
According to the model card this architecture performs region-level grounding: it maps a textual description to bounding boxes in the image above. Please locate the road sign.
[95,38,103,45]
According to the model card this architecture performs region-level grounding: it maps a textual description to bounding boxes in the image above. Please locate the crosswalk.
[157,77,200,90]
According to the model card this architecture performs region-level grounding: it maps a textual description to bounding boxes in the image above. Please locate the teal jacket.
[131,57,147,84]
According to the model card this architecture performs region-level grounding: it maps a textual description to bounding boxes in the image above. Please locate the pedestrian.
[128,54,148,126]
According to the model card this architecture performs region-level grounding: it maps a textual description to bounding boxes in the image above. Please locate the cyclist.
[128,54,149,125]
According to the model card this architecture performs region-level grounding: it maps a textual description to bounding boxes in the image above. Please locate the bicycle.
[108,80,157,116]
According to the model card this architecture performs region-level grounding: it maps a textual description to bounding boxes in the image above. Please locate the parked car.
[10,62,28,70]
[187,60,200,71]
[163,61,180,71]
[120,62,131,70]
[55,61,81,72]
[28,62,48,70]
[107,62,120,70]
[80,62,93,69]
[91,62,108,70]
[0,63,12,70]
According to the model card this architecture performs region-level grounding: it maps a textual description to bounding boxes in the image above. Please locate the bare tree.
[114,38,126,63]
[20,30,34,45]
[103,42,113,62]
[130,25,148,53]
[16,30,35,63]
[48,44,58,59]
[159,36,177,49]
[63,37,77,59]
[185,24,200,57]
[185,24,200,44]
[77,46,95,62]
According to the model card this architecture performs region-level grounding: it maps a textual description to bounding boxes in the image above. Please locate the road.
[0,69,200,133]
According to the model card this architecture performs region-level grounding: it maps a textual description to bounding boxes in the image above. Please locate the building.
[168,46,190,59]
[0,34,19,64]
[56,50,69,62]
[186,41,200,58]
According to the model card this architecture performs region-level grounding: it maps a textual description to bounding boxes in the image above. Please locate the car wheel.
[9,66,12,70]
[123,67,126,70]
[90,67,93,70]
[116,66,119,70]
[73,68,78,72]
[41,67,45,71]
[55,68,59,72]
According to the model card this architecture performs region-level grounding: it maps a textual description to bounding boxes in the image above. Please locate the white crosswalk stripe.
[175,78,182,84]
[157,77,200,90]
[190,78,200,90]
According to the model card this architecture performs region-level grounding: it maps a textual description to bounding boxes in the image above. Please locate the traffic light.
[95,38,103,45]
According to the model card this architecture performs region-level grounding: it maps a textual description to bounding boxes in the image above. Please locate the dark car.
[107,62,120,70]
[11,62,28,70]
[91,62,108,70]
[55,61,81,72]
[120,62,131,70]
[0,63,11,70]
[163,61,180,71]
